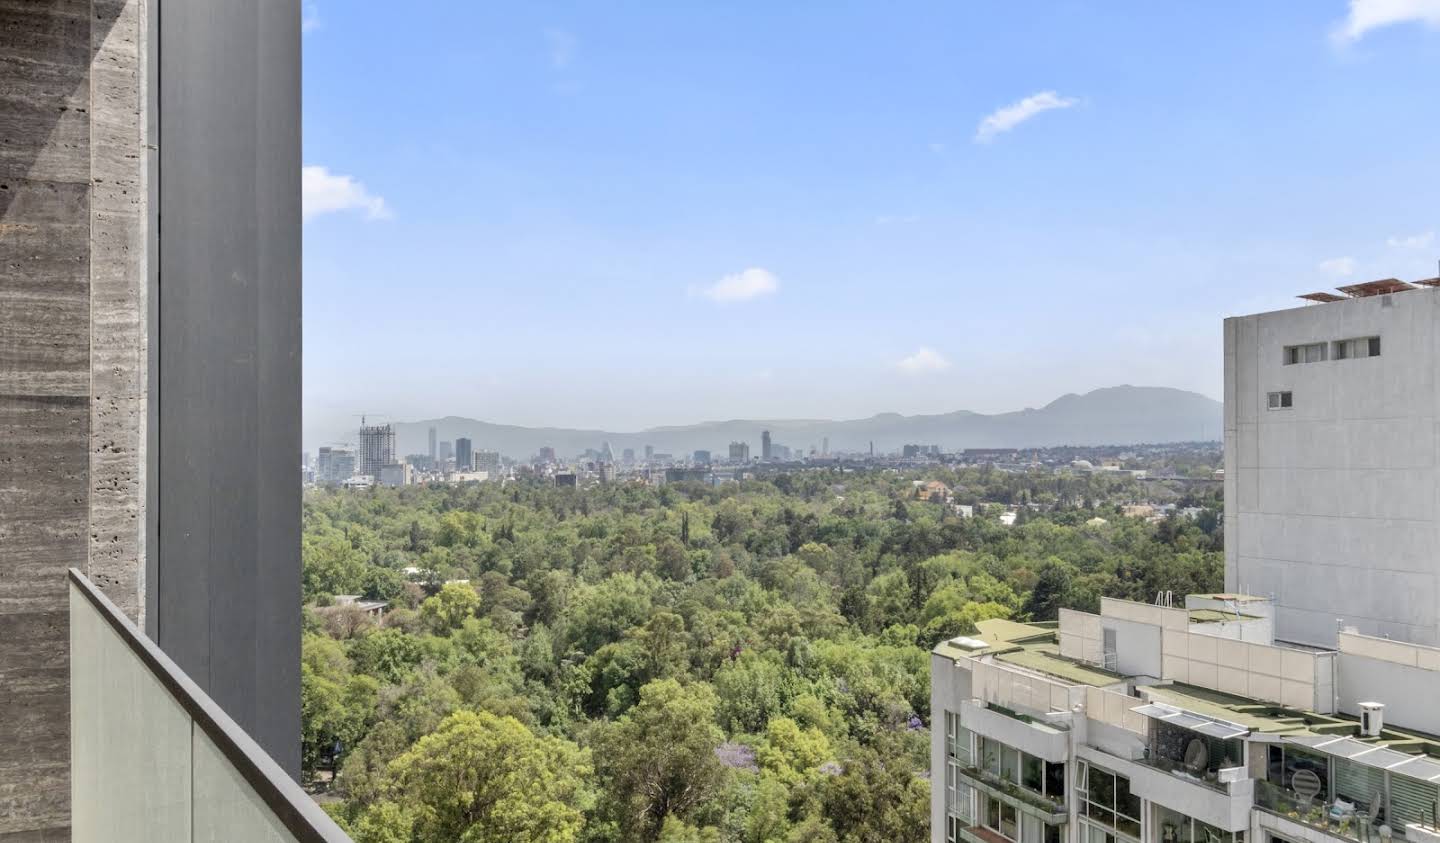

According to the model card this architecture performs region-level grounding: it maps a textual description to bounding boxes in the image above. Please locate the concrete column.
[0,1,147,837]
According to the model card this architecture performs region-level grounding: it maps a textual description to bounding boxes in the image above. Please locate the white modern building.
[931,597,1440,843]
[1225,278,1440,646]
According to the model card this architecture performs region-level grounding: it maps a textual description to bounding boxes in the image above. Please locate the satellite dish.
[1184,738,1209,773]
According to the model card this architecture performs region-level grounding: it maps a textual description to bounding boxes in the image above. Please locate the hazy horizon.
[302,2,1440,447]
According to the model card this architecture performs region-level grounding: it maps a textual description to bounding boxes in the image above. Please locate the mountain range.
[376,386,1221,460]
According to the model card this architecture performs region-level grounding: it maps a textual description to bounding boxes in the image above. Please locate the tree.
[755,716,832,785]
[1022,560,1076,621]
[820,737,928,843]
[420,581,480,633]
[595,679,727,840]
[371,710,592,843]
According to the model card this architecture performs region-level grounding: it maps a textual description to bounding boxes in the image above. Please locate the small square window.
[1267,391,1293,410]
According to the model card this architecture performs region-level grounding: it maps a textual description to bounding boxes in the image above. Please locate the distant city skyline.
[303,2,1439,446]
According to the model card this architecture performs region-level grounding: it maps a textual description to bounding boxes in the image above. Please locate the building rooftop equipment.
[1336,278,1417,297]
[1298,291,1347,303]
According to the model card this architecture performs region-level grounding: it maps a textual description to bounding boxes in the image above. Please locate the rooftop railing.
[69,569,352,843]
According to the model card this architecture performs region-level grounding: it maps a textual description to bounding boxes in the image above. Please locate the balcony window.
[986,794,1020,841]
[1147,719,1244,788]
[1156,804,1246,843]
[949,711,974,765]
[1267,745,1329,800]
[1077,760,1141,841]
[972,735,1066,807]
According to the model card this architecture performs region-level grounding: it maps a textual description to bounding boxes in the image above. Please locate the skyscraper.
[729,441,751,461]
[428,425,438,461]
[762,430,772,460]
[440,440,454,463]
[455,437,473,471]
[645,444,654,461]
[358,423,397,477]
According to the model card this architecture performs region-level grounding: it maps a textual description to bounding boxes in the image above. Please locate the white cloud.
[897,348,952,374]
[1319,256,1358,277]
[302,3,321,33]
[302,165,391,222]
[1332,0,1440,43]
[545,29,578,69]
[974,91,1079,144]
[1388,231,1435,248]
[692,268,779,303]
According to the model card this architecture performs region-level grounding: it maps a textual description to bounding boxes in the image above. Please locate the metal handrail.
[69,569,351,843]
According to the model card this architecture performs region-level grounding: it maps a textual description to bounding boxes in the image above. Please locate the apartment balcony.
[1253,780,1391,843]
[954,767,1069,826]
[1077,746,1253,833]
[69,570,351,842]
[961,699,1070,763]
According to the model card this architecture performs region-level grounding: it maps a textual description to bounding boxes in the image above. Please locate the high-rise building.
[439,440,454,463]
[623,447,636,463]
[601,441,615,463]
[455,437,473,471]
[539,446,558,463]
[1226,279,1440,646]
[428,425,438,461]
[694,450,712,465]
[645,444,654,461]
[316,447,356,484]
[475,450,501,476]
[729,441,751,461]
[822,436,829,456]
[762,430,773,460]
[0,3,316,835]
[358,422,397,478]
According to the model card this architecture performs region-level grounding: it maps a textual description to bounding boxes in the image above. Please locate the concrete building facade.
[1225,283,1440,646]
[932,596,1440,843]
[0,1,301,837]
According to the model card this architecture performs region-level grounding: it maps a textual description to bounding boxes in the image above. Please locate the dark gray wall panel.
[155,0,301,778]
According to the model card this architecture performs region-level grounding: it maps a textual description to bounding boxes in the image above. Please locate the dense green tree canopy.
[305,461,1222,842]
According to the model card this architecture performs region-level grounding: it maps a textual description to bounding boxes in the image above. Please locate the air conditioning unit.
[1360,702,1385,737]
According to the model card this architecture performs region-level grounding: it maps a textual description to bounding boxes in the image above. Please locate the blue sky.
[302,1,1440,447]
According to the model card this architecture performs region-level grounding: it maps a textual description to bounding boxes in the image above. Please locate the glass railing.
[1254,780,1386,843]
[957,767,1068,819]
[69,569,352,843]
[1135,754,1233,793]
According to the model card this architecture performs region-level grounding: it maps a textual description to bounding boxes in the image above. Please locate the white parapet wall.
[1060,605,1328,712]
[970,658,1086,714]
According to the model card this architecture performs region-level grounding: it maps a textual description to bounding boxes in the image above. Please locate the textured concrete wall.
[0,1,95,836]
[87,0,148,621]
[1225,291,1440,647]
[0,1,144,837]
